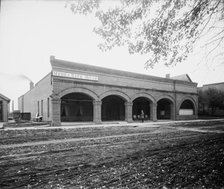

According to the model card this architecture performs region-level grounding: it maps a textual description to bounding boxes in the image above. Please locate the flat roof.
[0,93,10,102]
[50,56,197,85]
[203,82,224,87]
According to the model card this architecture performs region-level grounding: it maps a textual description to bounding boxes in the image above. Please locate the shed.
[0,93,10,122]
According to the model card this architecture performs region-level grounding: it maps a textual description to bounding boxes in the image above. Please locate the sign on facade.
[53,71,98,81]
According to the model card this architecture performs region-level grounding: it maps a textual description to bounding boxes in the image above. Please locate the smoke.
[16,74,32,82]
[0,72,33,82]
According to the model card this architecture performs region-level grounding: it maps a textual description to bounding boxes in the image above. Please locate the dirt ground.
[0,121,224,189]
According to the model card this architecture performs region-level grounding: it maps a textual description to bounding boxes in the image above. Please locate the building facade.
[18,56,198,126]
[0,93,10,122]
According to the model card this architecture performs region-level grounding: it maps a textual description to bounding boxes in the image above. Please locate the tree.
[198,88,224,116]
[67,0,224,68]
[198,89,208,115]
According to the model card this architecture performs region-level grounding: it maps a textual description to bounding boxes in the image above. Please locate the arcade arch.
[61,92,93,122]
[132,97,152,121]
[179,99,196,115]
[101,95,126,121]
[157,98,174,120]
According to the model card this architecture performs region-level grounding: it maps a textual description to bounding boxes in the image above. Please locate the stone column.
[125,101,133,123]
[150,102,157,122]
[194,102,198,119]
[51,97,61,126]
[93,100,102,124]
[171,103,176,120]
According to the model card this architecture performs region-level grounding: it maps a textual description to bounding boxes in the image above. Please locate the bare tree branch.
[68,0,224,68]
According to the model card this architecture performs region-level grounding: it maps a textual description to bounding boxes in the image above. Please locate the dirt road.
[0,121,224,188]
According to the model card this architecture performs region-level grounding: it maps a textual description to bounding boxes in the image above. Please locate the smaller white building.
[0,93,10,122]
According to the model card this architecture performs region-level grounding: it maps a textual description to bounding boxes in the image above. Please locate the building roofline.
[186,74,193,82]
[34,72,52,87]
[171,74,193,82]
[18,72,52,99]
[0,93,10,102]
[203,82,224,87]
[50,56,197,86]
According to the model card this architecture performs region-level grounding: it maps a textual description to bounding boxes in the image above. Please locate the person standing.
[141,110,144,123]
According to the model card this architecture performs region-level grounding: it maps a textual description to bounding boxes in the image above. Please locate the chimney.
[166,74,170,79]
[50,55,55,61]
[30,81,34,90]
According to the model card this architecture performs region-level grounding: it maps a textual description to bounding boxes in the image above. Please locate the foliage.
[67,0,224,68]
[198,88,224,115]
[198,89,208,114]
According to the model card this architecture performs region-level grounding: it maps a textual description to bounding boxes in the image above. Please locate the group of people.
[133,110,146,122]
[35,113,42,122]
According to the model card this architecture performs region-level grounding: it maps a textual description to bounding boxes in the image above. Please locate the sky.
[0,0,224,111]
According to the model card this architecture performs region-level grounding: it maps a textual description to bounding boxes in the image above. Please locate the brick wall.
[52,75,198,124]
[52,67,198,94]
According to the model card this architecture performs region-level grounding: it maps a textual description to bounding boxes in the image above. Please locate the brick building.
[18,56,198,126]
[0,93,10,122]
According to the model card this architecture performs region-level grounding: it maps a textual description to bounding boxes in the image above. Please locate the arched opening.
[102,95,125,121]
[157,98,173,120]
[179,99,195,115]
[132,97,151,121]
[61,92,93,122]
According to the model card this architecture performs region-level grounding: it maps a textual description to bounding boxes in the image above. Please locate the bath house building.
[18,56,198,126]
